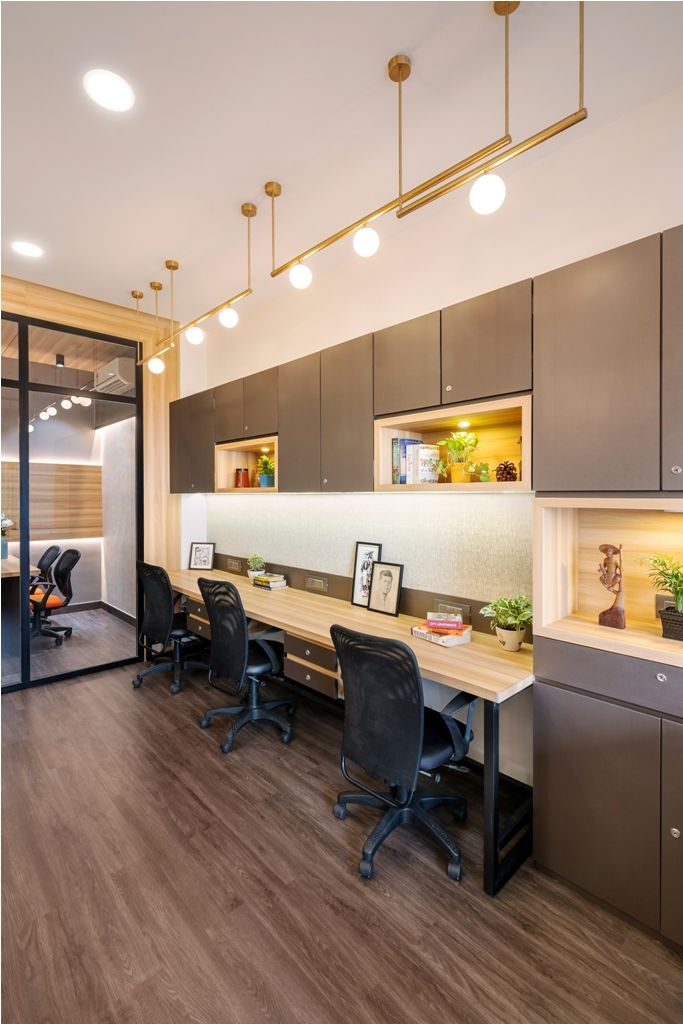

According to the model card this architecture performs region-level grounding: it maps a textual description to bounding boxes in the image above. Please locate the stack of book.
[410,611,472,647]
[391,438,439,484]
[251,572,288,590]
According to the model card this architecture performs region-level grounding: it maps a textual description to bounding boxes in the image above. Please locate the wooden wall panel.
[2,461,102,540]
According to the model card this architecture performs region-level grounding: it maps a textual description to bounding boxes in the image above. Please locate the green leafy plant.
[247,553,266,572]
[480,594,533,632]
[1,515,13,537]
[437,430,479,465]
[644,554,683,614]
[256,454,275,476]
[468,462,490,482]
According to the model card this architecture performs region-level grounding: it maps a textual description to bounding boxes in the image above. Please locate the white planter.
[247,569,264,579]
[495,626,526,652]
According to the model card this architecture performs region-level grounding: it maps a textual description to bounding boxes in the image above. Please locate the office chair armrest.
[440,692,477,745]
[29,581,57,607]
[252,636,282,674]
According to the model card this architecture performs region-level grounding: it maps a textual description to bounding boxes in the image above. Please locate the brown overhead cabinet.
[533,235,661,491]
[661,719,683,947]
[441,279,532,404]
[278,352,321,492]
[321,334,374,492]
[662,225,683,491]
[169,390,215,494]
[373,311,441,416]
[214,367,278,442]
[213,378,243,442]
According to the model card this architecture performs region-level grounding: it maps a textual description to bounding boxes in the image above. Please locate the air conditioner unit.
[93,357,136,395]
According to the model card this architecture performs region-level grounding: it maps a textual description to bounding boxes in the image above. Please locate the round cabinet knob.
[671,465,682,474]
[244,425,248,432]
[656,672,668,683]
[305,673,311,682]
[671,827,681,839]
[323,478,328,485]
[305,649,311,656]
[445,385,453,392]
[197,624,202,631]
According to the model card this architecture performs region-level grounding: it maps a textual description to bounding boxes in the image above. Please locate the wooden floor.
[3,668,682,1024]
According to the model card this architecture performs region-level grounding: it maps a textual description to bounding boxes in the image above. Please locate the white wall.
[100,417,136,617]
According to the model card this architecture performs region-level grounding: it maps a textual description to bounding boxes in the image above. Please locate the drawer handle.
[445,385,452,392]
[671,465,682,475]
[671,827,681,839]
[305,673,311,682]
[305,648,311,656]
[322,478,328,485]
[656,672,668,683]
[197,625,202,631]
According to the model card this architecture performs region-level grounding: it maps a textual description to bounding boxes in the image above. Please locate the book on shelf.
[398,438,421,484]
[427,611,463,623]
[252,572,288,590]
[252,573,285,582]
[417,621,464,634]
[253,579,288,590]
[410,624,472,647]
[406,444,440,485]
[391,438,400,485]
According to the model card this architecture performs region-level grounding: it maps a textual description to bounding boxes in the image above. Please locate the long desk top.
[1,556,39,579]
[168,568,534,704]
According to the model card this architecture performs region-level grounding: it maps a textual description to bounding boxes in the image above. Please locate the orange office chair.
[30,548,81,646]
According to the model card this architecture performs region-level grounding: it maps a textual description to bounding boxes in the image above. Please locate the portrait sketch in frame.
[189,542,215,571]
[351,541,382,608]
[367,560,404,617]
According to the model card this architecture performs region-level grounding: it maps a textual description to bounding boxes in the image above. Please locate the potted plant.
[436,431,479,483]
[468,461,490,483]
[644,554,683,641]
[247,553,266,579]
[1,514,13,559]
[256,454,275,488]
[480,594,533,652]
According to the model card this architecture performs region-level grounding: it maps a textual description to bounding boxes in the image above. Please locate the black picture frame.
[351,541,382,608]
[367,560,404,617]
[189,541,215,571]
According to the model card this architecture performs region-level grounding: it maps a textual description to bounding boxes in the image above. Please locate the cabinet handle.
[656,672,668,683]
[322,478,328,485]
[671,465,682,475]
[671,827,681,839]
[445,385,453,392]
[305,648,311,656]
[305,673,311,682]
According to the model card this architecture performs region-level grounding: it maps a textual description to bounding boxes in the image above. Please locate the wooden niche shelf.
[374,396,531,492]
[215,436,278,493]
[534,497,683,668]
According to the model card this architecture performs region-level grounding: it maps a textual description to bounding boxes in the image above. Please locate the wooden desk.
[168,567,535,894]
[2,557,40,663]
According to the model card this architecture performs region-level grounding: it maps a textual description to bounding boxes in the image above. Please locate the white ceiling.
[3,1,683,325]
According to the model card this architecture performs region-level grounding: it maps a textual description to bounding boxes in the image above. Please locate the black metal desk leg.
[483,699,500,896]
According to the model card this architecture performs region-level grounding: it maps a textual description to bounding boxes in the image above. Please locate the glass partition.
[1,319,19,380]
[1,386,24,686]
[29,325,136,397]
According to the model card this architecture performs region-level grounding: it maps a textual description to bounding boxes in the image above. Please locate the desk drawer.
[187,615,211,640]
[186,599,207,620]
[284,634,337,672]
[285,655,338,699]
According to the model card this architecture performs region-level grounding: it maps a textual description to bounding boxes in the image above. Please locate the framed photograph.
[367,560,404,617]
[351,541,382,608]
[188,542,215,571]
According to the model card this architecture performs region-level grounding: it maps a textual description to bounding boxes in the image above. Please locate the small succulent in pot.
[480,594,533,652]
[644,554,683,641]
[247,553,266,578]
[256,454,275,488]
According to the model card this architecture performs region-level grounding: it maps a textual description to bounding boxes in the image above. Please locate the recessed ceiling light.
[83,69,135,112]
[11,240,44,258]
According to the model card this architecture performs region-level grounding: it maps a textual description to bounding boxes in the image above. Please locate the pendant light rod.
[579,0,585,110]
[265,181,282,272]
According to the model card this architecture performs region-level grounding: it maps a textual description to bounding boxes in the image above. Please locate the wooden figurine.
[597,542,625,629]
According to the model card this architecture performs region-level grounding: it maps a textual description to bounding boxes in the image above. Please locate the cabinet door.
[321,335,374,492]
[243,367,278,438]
[169,390,215,493]
[374,311,440,415]
[441,280,531,403]
[661,718,683,946]
[278,352,321,492]
[213,379,243,442]
[534,682,661,930]
[662,226,683,491]
[533,235,660,491]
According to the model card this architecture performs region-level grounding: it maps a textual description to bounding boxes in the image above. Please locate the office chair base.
[133,656,207,693]
[334,788,466,881]
[200,675,296,752]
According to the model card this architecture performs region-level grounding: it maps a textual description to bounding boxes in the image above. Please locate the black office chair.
[133,561,208,694]
[330,624,475,881]
[30,544,61,587]
[29,548,81,645]
[197,577,295,752]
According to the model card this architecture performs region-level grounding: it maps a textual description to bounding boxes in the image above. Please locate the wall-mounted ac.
[93,357,136,395]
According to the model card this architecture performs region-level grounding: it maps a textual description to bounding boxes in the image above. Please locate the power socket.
[436,601,470,622]
[656,593,673,616]
[305,574,329,593]
[227,557,242,573]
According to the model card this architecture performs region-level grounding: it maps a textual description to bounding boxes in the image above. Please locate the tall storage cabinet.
[662,225,683,491]
[169,390,216,493]
[661,719,683,946]
[533,235,661,491]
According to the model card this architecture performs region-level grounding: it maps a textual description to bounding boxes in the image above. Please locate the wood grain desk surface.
[168,568,534,704]
[1,556,39,579]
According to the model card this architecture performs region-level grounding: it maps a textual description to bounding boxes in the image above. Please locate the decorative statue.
[597,542,625,629]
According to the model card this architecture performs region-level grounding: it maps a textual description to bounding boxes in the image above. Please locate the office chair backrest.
[37,544,61,581]
[330,624,425,794]
[198,578,248,690]
[137,560,175,646]
[53,548,81,603]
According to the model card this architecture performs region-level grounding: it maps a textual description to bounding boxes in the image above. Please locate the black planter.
[659,606,683,642]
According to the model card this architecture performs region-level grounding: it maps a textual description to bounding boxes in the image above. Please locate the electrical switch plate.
[656,593,673,616]
[436,601,470,622]
[227,558,242,572]
[305,574,329,593]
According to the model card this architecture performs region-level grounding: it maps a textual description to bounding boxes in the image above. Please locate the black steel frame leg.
[483,699,532,895]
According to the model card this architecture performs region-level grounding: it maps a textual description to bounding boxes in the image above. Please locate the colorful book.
[416,444,440,484]
[427,611,463,622]
[417,621,465,634]
[399,438,421,484]
[253,579,288,590]
[410,624,472,647]
[391,438,400,485]
[252,573,286,583]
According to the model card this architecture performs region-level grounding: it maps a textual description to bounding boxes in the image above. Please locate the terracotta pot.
[495,626,526,652]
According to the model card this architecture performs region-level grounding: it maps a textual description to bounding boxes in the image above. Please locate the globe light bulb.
[71,395,81,404]
[79,396,92,407]
[61,399,72,410]
[39,410,50,421]
[185,326,205,345]
[469,174,506,215]
[147,356,165,375]
[47,406,57,417]
[352,226,380,258]
[218,306,239,329]
[28,423,34,432]
[289,263,312,289]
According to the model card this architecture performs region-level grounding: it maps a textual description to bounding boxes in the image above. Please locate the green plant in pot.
[256,454,275,488]
[468,461,490,483]
[480,594,533,652]
[436,431,479,483]
[247,553,266,579]
[644,554,683,642]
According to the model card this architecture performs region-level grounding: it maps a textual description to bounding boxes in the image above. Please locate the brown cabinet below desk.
[284,633,337,672]
[285,655,339,700]
[187,615,211,640]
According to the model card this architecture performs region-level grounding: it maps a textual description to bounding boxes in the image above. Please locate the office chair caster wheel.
[287,704,296,716]
[55,637,63,647]
[64,628,72,639]
[199,715,212,729]
[170,682,182,695]
[359,859,374,879]
[333,803,348,820]
[447,860,462,881]
[281,728,293,744]
[132,676,142,689]
[220,741,234,754]
[453,805,468,823]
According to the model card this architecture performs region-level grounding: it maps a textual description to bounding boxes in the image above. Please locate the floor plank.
[2,666,682,1024]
